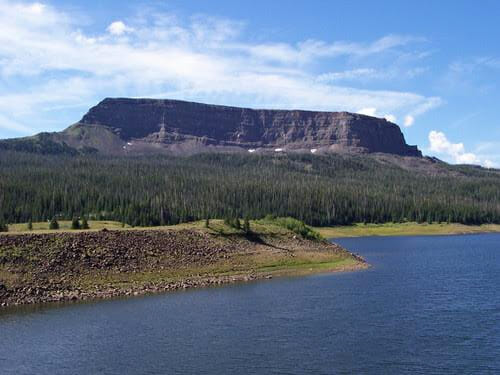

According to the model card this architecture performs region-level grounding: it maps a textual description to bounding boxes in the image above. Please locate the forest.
[0,150,499,227]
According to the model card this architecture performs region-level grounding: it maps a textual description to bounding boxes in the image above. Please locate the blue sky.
[0,0,499,166]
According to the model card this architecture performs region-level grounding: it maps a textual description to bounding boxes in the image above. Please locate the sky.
[0,0,499,167]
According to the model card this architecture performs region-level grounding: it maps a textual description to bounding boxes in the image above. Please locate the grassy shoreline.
[3,219,500,238]
[314,222,500,238]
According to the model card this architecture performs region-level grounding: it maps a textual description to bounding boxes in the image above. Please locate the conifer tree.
[71,217,80,230]
[27,219,33,231]
[243,217,251,233]
[49,217,59,230]
[234,218,241,230]
[81,216,89,229]
[0,219,8,232]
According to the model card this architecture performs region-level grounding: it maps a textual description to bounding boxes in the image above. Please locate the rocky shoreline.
[0,273,274,307]
[0,228,367,307]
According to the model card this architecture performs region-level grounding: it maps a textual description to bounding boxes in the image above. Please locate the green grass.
[314,222,500,238]
[256,257,358,273]
[8,219,499,239]
[5,220,130,233]
[256,216,322,240]
[74,252,362,292]
[5,219,499,240]
[2,218,322,239]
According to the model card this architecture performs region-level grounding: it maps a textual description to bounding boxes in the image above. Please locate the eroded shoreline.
[0,225,368,307]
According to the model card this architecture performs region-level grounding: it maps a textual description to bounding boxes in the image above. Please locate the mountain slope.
[0,151,498,227]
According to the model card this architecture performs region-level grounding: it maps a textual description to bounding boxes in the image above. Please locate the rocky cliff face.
[0,98,422,156]
[75,98,421,156]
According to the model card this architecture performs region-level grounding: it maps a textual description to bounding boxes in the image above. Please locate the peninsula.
[0,219,367,307]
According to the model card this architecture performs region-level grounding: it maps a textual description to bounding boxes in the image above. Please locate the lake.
[1,234,499,374]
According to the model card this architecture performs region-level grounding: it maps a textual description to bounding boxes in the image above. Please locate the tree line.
[0,150,499,227]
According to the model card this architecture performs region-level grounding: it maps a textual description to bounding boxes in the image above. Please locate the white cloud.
[357,108,397,123]
[28,2,44,13]
[0,0,441,137]
[246,35,421,65]
[484,160,495,168]
[107,21,133,36]
[0,113,33,133]
[357,107,377,117]
[449,57,500,74]
[472,142,500,168]
[317,68,378,82]
[403,115,414,127]
[427,130,491,166]
[317,66,428,83]
[384,114,397,123]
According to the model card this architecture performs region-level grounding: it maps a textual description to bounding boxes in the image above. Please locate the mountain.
[0,98,422,157]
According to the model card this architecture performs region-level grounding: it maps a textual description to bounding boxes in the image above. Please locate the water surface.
[1,234,499,374]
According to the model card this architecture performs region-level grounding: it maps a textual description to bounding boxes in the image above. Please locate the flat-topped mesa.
[76,98,422,156]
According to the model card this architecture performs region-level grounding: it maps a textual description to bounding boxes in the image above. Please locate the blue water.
[1,234,499,374]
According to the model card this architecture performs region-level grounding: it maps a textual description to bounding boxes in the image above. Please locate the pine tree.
[234,218,241,230]
[0,219,8,232]
[71,217,81,230]
[81,217,89,229]
[204,217,210,228]
[27,219,33,231]
[243,217,251,233]
[49,217,59,230]
[0,152,498,228]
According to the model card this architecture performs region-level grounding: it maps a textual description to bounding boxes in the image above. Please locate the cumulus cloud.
[0,0,441,137]
[472,142,500,168]
[428,130,490,166]
[357,107,377,117]
[484,160,495,168]
[107,21,133,35]
[384,114,397,123]
[403,115,414,127]
[357,108,397,123]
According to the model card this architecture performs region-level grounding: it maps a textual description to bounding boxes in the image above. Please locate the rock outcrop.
[0,98,422,156]
[77,98,421,156]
